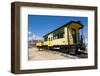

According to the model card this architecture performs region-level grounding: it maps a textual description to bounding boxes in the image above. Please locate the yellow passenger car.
[36,21,84,54]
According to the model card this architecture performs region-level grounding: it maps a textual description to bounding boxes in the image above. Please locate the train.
[36,21,86,55]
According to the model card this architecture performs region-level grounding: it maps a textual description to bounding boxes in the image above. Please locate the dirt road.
[28,47,78,60]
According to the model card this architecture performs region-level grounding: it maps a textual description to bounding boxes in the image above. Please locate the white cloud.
[36,36,44,40]
[32,34,43,40]
[28,33,43,41]
[32,34,36,39]
[28,37,32,41]
[28,31,31,35]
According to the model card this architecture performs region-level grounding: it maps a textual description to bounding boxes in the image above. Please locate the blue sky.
[28,15,88,40]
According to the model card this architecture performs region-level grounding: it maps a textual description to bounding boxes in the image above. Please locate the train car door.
[48,37,52,47]
[72,29,77,44]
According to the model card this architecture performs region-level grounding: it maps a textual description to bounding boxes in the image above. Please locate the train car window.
[44,37,47,41]
[55,36,58,39]
[48,38,50,41]
[51,37,53,41]
[53,34,56,40]
[52,37,53,40]
[53,37,54,40]
[58,33,64,39]
[53,37,55,40]
[61,33,64,38]
[58,34,60,39]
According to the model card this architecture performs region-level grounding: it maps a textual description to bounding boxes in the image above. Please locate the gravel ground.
[28,47,79,61]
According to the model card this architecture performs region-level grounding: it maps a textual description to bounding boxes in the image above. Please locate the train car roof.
[43,21,84,37]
